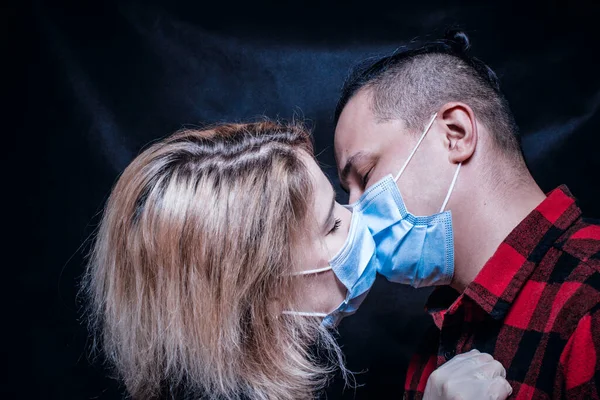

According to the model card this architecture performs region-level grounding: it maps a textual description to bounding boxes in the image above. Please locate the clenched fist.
[423,349,513,400]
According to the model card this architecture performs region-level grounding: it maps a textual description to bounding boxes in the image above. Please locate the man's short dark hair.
[335,31,522,158]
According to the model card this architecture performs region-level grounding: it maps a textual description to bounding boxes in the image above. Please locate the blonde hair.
[83,121,346,399]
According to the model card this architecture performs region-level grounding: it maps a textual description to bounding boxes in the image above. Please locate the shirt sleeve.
[404,325,441,400]
[558,305,600,399]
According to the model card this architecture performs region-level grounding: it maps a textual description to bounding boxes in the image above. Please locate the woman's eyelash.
[329,218,342,234]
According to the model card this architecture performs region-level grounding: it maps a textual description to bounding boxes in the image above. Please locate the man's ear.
[437,102,477,164]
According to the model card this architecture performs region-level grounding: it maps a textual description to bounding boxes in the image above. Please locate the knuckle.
[440,380,453,397]
[454,350,475,360]
[428,370,442,386]
[489,376,512,399]
[491,360,507,375]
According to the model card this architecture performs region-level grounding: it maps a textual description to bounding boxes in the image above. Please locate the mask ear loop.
[439,163,461,213]
[282,265,333,318]
[394,113,438,183]
[281,310,328,317]
[289,265,333,276]
[389,112,461,213]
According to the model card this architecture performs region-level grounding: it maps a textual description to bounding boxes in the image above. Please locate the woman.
[84,121,511,399]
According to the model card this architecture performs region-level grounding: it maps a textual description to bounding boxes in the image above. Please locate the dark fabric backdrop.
[19,0,599,399]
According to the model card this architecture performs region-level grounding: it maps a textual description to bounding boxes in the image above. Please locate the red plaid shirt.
[404,186,600,399]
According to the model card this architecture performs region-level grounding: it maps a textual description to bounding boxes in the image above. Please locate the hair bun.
[444,29,471,54]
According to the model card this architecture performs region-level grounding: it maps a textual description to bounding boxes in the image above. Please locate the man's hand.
[423,349,513,400]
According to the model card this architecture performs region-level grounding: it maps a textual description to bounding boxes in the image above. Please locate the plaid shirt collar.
[426,185,582,326]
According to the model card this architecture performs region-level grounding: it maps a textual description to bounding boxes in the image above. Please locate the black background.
[17,1,600,399]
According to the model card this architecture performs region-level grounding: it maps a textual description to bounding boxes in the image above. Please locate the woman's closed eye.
[328,218,342,235]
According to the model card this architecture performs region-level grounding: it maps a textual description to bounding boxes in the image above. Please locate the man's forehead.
[334,92,376,166]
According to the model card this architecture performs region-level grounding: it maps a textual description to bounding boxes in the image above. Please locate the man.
[333,31,600,399]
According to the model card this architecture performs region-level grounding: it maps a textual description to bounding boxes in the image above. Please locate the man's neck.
[450,169,546,293]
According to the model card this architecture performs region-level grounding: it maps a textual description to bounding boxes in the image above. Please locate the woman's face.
[292,153,352,315]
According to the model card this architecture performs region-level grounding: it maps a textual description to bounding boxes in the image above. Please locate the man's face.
[334,90,457,215]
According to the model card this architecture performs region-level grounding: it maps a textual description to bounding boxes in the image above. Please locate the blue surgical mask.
[283,210,378,328]
[350,113,460,288]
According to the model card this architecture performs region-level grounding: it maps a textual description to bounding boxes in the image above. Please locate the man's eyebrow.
[322,190,336,234]
[340,151,366,188]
